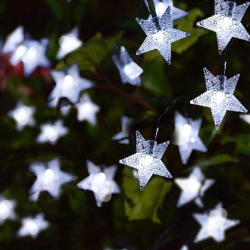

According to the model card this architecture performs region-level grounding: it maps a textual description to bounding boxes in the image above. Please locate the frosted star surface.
[29,158,76,201]
[77,161,120,207]
[112,46,143,86]
[193,203,240,243]
[174,112,207,164]
[197,0,250,54]
[136,7,190,64]
[190,68,247,130]
[119,130,172,190]
[49,64,94,104]
[175,167,214,207]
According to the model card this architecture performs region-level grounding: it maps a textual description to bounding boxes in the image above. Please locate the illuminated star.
[57,27,82,59]
[29,158,76,201]
[190,67,248,130]
[21,38,51,77]
[197,0,250,54]
[136,7,190,64]
[75,94,100,125]
[112,46,143,86]
[119,130,172,190]
[77,160,120,207]
[180,246,188,250]
[173,111,207,164]
[8,102,35,131]
[175,167,215,207]
[152,0,188,21]
[240,114,250,125]
[2,26,24,54]
[112,116,134,144]
[17,214,49,238]
[0,196,16,224]
[36,120,68,145]
[193,203,240,243]
[48,98,71,116]
[48,64,94,104]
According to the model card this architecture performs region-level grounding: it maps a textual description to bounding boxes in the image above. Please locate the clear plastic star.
[240,114,250,125]
[136,7,190,64]
[173,111,207,164]
[119,131,172,190]
[77,160,120,207]
[75,94,100,125]
[112,116,134,144]
[8,102,35,131]
[17,214,49,238]
[21,38,51,77]
[112,46,143,86]
[49,64,94,104]
[36,120,68,145]
[175,167,215,207]
[197,0,250,54]
[190,67,248,130]
[57,27,83,59]
[2,26,24,54]
[193,203,240,243]
[29,158,76,201]
[152,0,188,21]
[0,196,16,224]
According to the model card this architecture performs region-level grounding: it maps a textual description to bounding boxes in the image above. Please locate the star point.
[119,130,172,190]
[190,67,248,130]
[0,196,16,224]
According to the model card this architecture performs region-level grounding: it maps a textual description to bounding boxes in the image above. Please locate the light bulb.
[45,126,58,142]
[62,75,74,91]
[140,155,154,168]
[155,2,167,17]
[211,91,225,105]
[0,200,12,219]
[154,30,165,43]
[13,106,31,126]
[23,47,37,62]
[43,169,55,185]
[26,219,39,236]
[218,17,232,31]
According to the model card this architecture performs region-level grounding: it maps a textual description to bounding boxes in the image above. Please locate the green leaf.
[123,168,172,224]
[45,0,64,21]
[222,135,250,155]
[195,154,235,168]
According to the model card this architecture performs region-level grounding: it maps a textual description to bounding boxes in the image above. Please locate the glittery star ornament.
[77,161,120,207]
[175,167,215,207]
[29,158,76,201]
[17,214,49,238]
[112,46,143,86]
[8,102,35,131]
[136,7,190,64]
[36,120,68,145]
[153,0,188,21]
[75,94,100,125]
[112,116,134,144]
[190,68,248,130]
[49,64,94,104]
[173,111,207,164]
[240,114,250,124]
[193,203,240,243]
[119,131,172,190]
[0,196,16,224]
[197,0,250,54]
[57,27,82,59]
[21,38,51,77]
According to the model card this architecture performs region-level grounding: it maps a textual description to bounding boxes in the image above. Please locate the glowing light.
[211,91,225,105]
[10,44,27,66]
[0,200,12,220]
[62,75,74,91]
[156,2,166,17]
[26,219,40,236]
[240,114,250,124]
[22,47,37,62]
[45,126,58,142]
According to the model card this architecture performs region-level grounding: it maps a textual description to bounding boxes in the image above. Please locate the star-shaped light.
[179,246,188,250]
[119,130,172,190]
[48,98,71,116]
[29,158,76,201]
[75,94,100,125]
[136,7,190,64]
[0,196,16,224]
[48,64,94,104]
[240,114,250,125]
[8,102,35,131]
[77,160,120,207]
[190,68,248,130]
[57,27,82,59]
[17,214,49,238]
[197,0,250,54]
[175,167,215,207]
[21,38,51,77]
[2,26,24,54]
[193,203,240,243]
[173,111,207,164]
[152,0,188,21]
[36,120,68,145]
[112,116,135,144]
[112,46,143,86]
